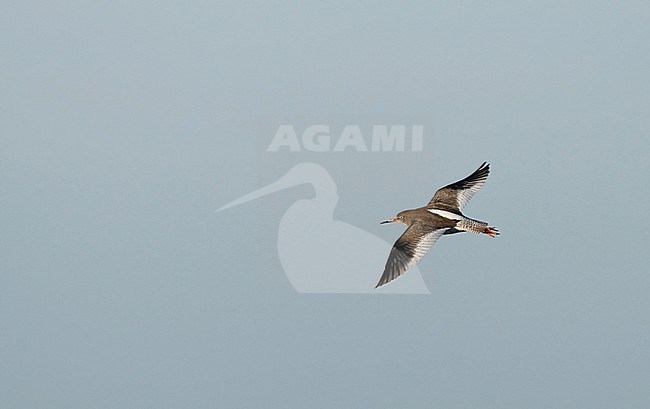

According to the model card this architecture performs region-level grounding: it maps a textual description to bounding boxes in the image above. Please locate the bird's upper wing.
[427,162,490,212]
[375,222,445,288]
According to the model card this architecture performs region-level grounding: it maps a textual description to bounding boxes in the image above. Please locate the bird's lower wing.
[375,224,445,288]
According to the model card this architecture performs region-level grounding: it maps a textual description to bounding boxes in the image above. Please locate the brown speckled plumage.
[376,162,499,289]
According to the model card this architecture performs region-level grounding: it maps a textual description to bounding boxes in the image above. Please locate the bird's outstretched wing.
[427,162,490,212]
[375,222,445,288]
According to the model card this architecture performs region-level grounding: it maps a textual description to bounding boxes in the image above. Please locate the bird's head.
[380,210,410,225]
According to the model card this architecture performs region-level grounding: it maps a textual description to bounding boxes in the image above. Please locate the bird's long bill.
[216,173,298,213]
[380,219,394,224]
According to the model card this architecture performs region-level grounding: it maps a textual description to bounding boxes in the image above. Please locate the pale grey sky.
[2,1,650,408]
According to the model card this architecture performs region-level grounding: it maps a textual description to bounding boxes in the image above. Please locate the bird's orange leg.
[484,226,499,237]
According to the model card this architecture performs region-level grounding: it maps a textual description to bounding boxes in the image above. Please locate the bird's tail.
[456,217,498,236]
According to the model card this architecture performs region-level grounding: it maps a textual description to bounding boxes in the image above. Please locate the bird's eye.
[398,216,403,219]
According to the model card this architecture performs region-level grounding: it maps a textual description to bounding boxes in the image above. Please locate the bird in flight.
[375,162,499,288]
